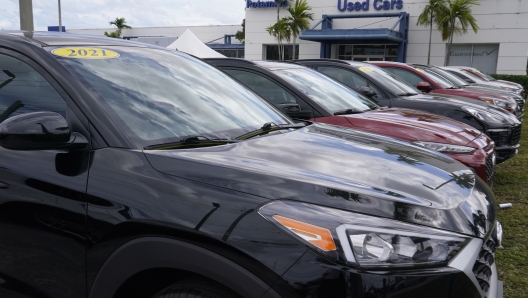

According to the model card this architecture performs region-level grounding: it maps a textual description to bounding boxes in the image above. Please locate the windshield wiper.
[144,135,240,150]
[333,109,365,115]
[234,122,306,140]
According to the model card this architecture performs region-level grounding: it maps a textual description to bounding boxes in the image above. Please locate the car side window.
[317,66,385,98]
[383,67,425,87]
[0,54,67,123]
[223,69,298,105]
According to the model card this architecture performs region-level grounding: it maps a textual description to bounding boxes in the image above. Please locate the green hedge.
[490,74,528,98]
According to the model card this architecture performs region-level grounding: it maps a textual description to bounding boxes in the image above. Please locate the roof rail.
[203,57,256,64]
[294,59,350,65]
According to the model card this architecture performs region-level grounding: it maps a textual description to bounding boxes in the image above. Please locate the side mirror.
[356,86,377,98]
[277,103,313,120]
[464,78,475,84]
[0,112,87,150]
[416,82,432,92]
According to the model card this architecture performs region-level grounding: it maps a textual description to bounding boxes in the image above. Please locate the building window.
[447,44,499,74]
[265,45,299,61]
[337,44,398,61]
[214,49,245,58]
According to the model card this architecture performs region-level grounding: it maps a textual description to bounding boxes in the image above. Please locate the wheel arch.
[88,237,274,298]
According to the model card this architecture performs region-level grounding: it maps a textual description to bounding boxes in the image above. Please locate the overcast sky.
[1,0,246,31]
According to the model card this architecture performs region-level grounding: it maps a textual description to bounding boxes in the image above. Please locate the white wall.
[245,0,528,74]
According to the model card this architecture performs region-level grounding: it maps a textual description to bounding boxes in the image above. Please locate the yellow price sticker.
[52,47,120,59]
[415,68,425,72]
[359,66,373,72]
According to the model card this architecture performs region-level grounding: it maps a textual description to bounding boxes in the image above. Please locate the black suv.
[0,32,503,298]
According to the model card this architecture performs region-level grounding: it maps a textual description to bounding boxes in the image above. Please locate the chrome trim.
[488,262,499,298]
[448,238,485,297]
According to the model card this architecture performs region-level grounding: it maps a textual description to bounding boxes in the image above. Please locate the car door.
[314,65,391,107]
[0,50,89,298]
[221,68,319,119]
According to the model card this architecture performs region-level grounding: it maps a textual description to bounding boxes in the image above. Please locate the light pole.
[58,0,62,32]
[19,0,34,31]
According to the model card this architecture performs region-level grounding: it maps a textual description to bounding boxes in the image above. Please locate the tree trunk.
[444,20,455,66]
[293,36,297,60]
[427,14,432,65]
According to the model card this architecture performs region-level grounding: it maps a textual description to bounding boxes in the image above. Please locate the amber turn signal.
[273,215,336,251]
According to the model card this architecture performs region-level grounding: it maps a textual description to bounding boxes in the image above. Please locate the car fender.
[89,237,277,298]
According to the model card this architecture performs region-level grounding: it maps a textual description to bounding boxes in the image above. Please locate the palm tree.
[109,17,132,38]
[104,31,118,38]
[266,18,292,60]
[416,0,448,65]
[287,0,314,60]
[439,0,480,66]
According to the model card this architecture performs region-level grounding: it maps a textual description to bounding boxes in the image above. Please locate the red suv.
[371,62,519,116]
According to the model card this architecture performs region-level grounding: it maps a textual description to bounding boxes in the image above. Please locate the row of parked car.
[205,58,523,188]
[0,31,519,298]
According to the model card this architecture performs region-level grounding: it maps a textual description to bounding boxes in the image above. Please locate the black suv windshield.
[414,67,456,88]
[272,68,379,113]
[425,67,468,87]
[52,46,291,148]
[356,65,419,96]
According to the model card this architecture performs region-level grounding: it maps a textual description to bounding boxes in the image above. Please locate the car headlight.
[259,201,471,268]
[478,96,517,109]
[462,106,506,123]
[411,141,476,154]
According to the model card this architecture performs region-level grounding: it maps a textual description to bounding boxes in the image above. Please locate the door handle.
[0,181,9,189]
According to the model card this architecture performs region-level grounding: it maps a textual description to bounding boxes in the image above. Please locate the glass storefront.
[337,45,398,61]
[265,45,299,60]
[215,49,245,58]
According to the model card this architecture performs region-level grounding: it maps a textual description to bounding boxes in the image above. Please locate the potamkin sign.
[246,0,289,8]
[338,0,403,12]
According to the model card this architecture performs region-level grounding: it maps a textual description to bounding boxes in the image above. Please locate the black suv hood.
[145,124,496,238]
[402,93,520,126]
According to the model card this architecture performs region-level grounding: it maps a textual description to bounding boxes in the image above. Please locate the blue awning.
[300,28,404,43]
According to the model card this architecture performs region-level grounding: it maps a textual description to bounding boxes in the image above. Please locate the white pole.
[58,0,62,32]
[19,0,34,31]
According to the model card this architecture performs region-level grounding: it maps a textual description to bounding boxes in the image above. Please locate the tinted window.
[317,67,385,98]
[383,68,425,87]
[272,67,379,113]
[446,70,474,82]
[223,69,297,105]
[0,54,66,123]
[54,47,291,148]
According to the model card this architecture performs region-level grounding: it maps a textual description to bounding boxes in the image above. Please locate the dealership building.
[66,0,528,74]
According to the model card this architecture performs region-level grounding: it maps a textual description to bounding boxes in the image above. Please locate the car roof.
[0,30,153,48]
[253,61,306,71]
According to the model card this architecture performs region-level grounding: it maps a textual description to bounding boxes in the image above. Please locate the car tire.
[152,278,240,298]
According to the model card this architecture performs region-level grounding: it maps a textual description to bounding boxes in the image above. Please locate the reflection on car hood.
[145,123,495,237]
[404,93,520,125]
[343,108,481,146]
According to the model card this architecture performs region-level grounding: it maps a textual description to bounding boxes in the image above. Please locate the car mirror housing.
[416,82,432,92]
[0,111,75,150]
[356,86,377,98]
[277,103,313,120]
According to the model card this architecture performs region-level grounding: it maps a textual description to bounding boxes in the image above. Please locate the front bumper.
[486,125,522,162]
[275,254,502,297]
[276,236,503,298]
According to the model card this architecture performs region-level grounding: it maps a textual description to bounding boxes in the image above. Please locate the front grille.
[485,153,495,185]
[510,125,522,146]
[473,238,497,296]
[487,130,510,147]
